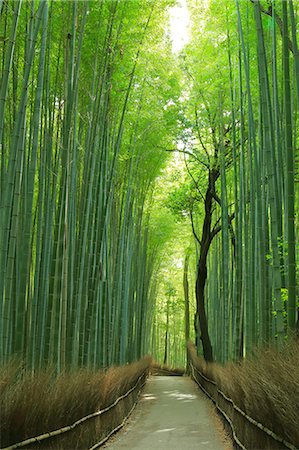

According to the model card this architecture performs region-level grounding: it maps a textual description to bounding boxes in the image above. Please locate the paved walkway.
[104,376,226,450]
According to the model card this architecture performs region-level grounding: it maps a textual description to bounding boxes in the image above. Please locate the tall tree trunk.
[194,168,219,363]
[183,254,190,369]
[196,258,213,362]
[163,296,170,365]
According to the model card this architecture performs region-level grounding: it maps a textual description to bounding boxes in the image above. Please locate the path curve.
[104,376,227,450]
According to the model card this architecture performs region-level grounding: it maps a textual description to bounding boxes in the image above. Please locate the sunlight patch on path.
[156,427,176,433]
[163,389,197,401]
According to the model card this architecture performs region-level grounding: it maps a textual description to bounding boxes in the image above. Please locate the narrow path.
[104,376,227,450]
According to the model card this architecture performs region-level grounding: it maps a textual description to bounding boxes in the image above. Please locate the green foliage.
[0,0,179,371]
[165,183,193,219]
[164,0,299,362]
[0,0,297,372]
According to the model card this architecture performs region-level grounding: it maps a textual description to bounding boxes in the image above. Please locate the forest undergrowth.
[150,362,185,376]
[188,339,299,449]
[0,357,151,449]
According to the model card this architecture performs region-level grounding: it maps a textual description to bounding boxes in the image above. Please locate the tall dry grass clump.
[0,363,105,448]
[188,339,299,449]
[94,356,152,444]
[0,357,151,449]
[100,356,152,408]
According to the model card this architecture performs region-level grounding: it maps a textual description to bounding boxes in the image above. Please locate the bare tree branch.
[209,212,235,243]
[211,191,221,206]
[195,106,211,164]
[211,216,221,234]
[190,208,201,245]
[184,154,205,202]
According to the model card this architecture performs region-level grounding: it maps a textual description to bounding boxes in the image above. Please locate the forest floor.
[104,375,232,450]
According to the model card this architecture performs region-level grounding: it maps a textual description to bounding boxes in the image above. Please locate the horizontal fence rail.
[1,371,147,450]
[190,362,297,450]
[88,379,146,450]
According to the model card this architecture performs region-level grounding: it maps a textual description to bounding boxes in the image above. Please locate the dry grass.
[208,405,234,450]
[0,357,152,449]
[150,362,185,376]
[99,356,152,410]
[0,363,105,448]
[188,339,299,449]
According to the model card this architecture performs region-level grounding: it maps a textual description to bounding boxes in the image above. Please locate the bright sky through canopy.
[169,0,190,53]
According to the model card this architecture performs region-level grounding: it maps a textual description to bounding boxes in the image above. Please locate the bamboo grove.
[0,0,179,371]
[171,0,299,363]
[0,0,298,373]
